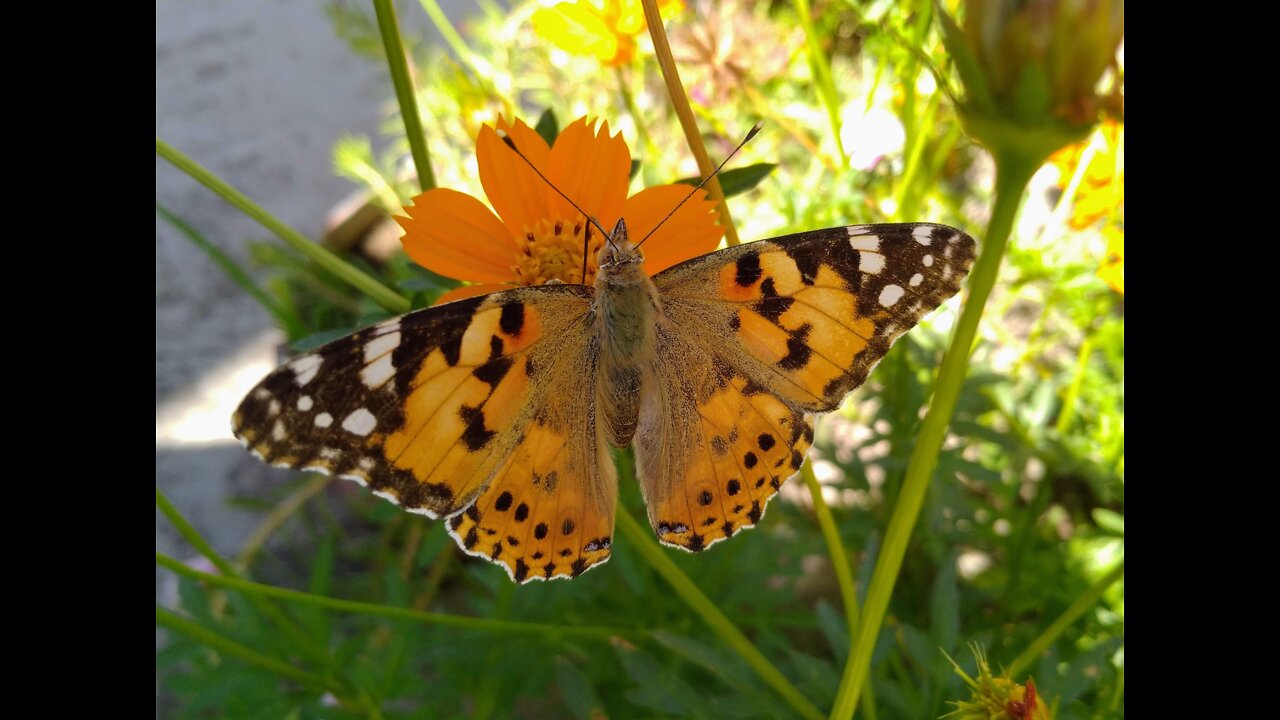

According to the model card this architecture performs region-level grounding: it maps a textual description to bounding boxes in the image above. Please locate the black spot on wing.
[458,405,495,451]
[784,244,822,286]
[514,503,529,522]
[514,559,529,582]
[473,355,513,387]
[500,301,525,336]
[727,479,740,496]
[735,253,762,286]
[494,492,513,512]
[778,324,813,370]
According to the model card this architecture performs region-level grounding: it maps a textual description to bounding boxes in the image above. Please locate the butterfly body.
[234,222,975,583]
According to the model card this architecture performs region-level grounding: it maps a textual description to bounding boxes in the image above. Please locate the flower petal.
[532,3,618,62]
[547,117,631,230]
[397,188,518,283]
[433,282,514,306]
[623,184,723,275]
[478,118,553,238]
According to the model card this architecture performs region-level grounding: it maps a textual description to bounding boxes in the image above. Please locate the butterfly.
[233,219,974,583]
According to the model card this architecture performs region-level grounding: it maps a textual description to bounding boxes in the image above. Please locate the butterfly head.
[596,218,646,285]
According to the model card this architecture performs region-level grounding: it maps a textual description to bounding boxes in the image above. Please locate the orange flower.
[397,116,722,304]
[532,0,683,67]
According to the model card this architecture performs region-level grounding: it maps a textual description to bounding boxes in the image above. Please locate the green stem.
[1008,560,1124,678]
[830,152,1041,719]
[640,0,740,246]
[1055,336,1094,435]
[156,606,335,691]
[793,0,845,162]
[156,138,411,314]
[800,462,878,720]
[156,489,320,658]
[372,0,435,192]
[236,475,332,570]
[156,203,300,335]
[614,508,824,720]
[418,0,491,81]
[893,92,941,221]
[156,552,626,640]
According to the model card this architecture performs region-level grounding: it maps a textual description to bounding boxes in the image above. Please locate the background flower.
[533,0,684,66]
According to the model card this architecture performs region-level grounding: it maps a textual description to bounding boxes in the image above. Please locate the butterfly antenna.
[498,132,618,285]
[636,121,763,249]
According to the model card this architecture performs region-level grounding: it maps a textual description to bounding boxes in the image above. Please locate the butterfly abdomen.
[594,241,660,449]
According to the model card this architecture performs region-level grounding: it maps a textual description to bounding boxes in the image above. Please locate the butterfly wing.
[635,223,975,550]
[232,285,615,582]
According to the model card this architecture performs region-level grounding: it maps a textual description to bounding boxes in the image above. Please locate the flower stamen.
[513,216,606,286]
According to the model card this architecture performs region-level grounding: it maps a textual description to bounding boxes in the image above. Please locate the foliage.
[156,1,1124,718]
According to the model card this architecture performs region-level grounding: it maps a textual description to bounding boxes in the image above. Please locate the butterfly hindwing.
[233,284,617,582]
[638,223,975,550]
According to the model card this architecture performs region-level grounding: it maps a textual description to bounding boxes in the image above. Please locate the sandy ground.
[156,1,459,590]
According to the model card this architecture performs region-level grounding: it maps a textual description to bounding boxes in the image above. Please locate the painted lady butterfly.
[234,219,974,582]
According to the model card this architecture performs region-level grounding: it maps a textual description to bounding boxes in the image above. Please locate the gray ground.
[156,1,462,585]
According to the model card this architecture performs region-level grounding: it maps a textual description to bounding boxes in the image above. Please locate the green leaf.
[930,554,961,655]
[535,108,560,146]
[674,163,777,198]
[555,656,606,720]
[1093,508,1125,536]
[615,642,714,718]
[814,600,850,663]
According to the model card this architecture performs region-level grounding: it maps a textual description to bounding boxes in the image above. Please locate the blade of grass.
[156,203,301,336]
[800,460,878,720]
[157,551,629,640]
[640,0,740,246]
[156,606,335,690]
[156,138,411,314]
[831,152,1042,719]
[373,0,435,191]
[1008,559,1124,677]
[418,0,492,81]
[236,475,332,570]
[614,507,825,720]
[156,488,322,660]
[793,0,846,162]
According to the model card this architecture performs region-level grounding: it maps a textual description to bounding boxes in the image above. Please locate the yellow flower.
[1097,225,1123,295]
[1050,119,1124,230]
[533,0,683,67]
[396,115,722,304]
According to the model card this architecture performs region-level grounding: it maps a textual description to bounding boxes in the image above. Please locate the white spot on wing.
[923,254,934,267]
[272,421,286,441]
[290,355,322,385]
[858,252,886,274]
[849,235,881,252]
[297,395,313,411]
[879,284,905,307]
[320,447,341,460]
[315,412,333,428]
[364,330,400,362]
[361,353,395,388]
[253,388,271,401]
[268,399,281,416]
[342,408,377,436]
[909,273,924,287]
[912,226,934,246]
[358,457,375,470]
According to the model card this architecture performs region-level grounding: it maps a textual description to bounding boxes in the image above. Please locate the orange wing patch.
[232,285,595,525]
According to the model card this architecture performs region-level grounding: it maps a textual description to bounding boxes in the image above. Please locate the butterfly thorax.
[594,219,660,448]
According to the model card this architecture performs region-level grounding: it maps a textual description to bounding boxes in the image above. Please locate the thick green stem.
[1008,560,1124,678]
[800,462,878,720]
[830,152,1040,719]
[156,552,626,640]
[614,508,825,720]
[373,0,435,192]
[156,138,411,314]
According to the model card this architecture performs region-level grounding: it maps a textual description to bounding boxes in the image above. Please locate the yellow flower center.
[513,217,606,286]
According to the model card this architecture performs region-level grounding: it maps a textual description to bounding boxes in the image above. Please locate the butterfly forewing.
[233,283,619,582]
